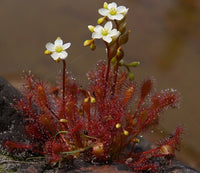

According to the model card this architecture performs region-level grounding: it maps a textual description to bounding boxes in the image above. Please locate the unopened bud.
[97,16,106,25]
[119,30,130,45]
[84,97,90,103]
[84,39,93,47]
[103,2,108,9]
[56,58,61,63]
[88,25,95,32]
[123,129,129,136]
[111,57,116,65]
[128,61,140,67]
[90,42,96,51]
[119,22,127,35]
[128,73,134,81]
[116,123,121,128]
[44,49,52,55]
[116,47,124,60]
[90,97,96,103]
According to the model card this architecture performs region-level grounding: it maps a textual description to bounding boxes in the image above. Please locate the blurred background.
[0,0,200,170]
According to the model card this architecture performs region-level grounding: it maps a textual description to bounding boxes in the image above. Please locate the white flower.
[92,21,120,43]
[45,37,71,61]
[98,2,128,21]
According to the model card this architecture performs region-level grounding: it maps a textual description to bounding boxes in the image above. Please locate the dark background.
[0,0,199,170]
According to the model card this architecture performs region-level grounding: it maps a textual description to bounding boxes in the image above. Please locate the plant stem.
[62,60,66,113]
[111,56,119,95]
[104,42,110,83]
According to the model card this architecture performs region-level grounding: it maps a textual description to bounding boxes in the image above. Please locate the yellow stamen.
[55,46,63,53]
[101,28,108,36]
[109,8,117,15]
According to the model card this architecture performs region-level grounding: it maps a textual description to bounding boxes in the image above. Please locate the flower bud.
[123,129,129,136]
[128,61,140,67]
[111,57,116,65]
[90,42,96,51]
[119,30,131,45]
[97,16,106,25]
[84,39,93,47]
[44,49,52,55]
[116,47,124,61]
[56,58,61,63]
[90,97,96,103]
[84,97,90,103]
[88,25,95,32]
[103,2,108,9]
[128,72,134,81]
[119,22,127,35]
[116,123,121,128]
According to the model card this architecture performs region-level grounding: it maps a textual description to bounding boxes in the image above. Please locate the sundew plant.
[4,2,184,172]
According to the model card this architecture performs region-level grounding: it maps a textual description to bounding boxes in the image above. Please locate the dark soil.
[0,76,199,173]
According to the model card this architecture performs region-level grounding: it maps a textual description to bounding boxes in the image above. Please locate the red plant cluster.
[4,2,184,171]
[4,61,183,171]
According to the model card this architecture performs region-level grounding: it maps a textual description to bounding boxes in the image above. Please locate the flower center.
[101,28,109,36]
[55,46,63,53]
[109,8,117,15]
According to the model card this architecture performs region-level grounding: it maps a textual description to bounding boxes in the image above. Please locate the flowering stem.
[111,55,119,95]
[62,60,66,113]
[104,42,111,83]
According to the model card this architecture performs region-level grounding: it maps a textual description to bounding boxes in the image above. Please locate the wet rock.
[163,159,199,173]
[0,77,22,131]
[0,76,25,143]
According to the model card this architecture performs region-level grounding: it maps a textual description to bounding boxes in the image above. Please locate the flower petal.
[109,29,119,37]
[46,43,55,51]
[104,21,112,30]
[117,6,127,13]
[59,51,68,59]
[114,14,124,20]
[108,2,117,9]
[54,38,63,46]
[51,52,59,60]
[103,36,112,43]
[63,42,71,50]
[98,8,108,16]
[94,25,103,32]
[123,8,129,15]
[92,32,102,39]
